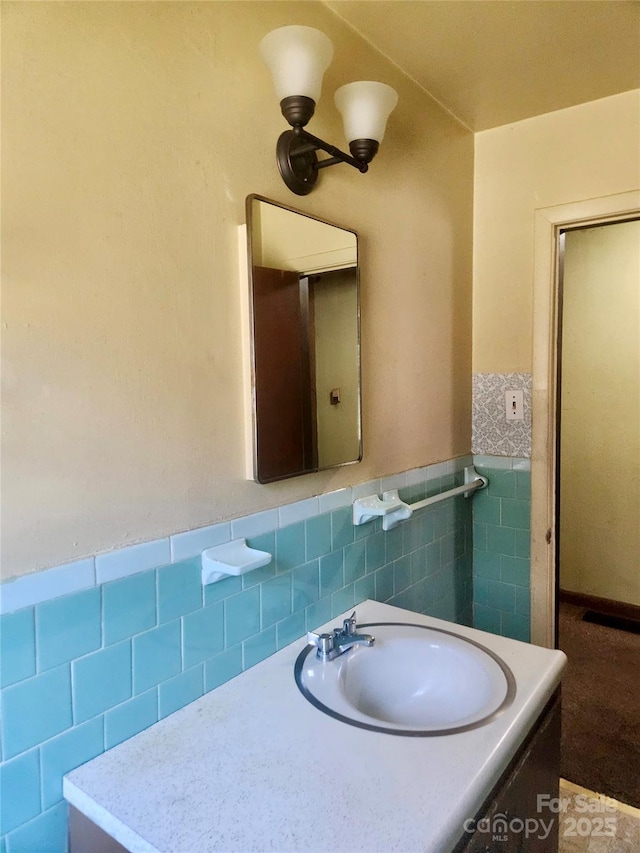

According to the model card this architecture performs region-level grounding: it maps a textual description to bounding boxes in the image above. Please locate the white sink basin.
[295,621,516,735]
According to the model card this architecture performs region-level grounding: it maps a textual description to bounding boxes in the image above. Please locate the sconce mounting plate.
[276,130,318,196]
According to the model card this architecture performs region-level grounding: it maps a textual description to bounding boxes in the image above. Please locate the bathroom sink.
[295,621,516,735]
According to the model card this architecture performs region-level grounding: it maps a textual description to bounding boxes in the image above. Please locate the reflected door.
[252,266,316,481]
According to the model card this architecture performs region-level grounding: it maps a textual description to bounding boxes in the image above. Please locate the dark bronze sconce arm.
[276,95,379,196]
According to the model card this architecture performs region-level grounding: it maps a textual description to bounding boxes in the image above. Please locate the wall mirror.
[246,194,361,483]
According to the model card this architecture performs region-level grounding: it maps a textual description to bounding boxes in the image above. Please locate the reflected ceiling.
[325,1,640,130]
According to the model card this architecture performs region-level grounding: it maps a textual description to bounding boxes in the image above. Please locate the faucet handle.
[307,631,334,655]
[342,611,357,635]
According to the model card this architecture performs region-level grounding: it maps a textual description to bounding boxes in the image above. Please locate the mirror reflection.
[247,195,361,483]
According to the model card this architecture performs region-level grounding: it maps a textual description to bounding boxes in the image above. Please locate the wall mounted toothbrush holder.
[353,466,489,531]
[201,538,272,585]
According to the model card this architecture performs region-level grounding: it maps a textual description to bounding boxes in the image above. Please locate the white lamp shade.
[259,26,334,103]
[334,81,398,143]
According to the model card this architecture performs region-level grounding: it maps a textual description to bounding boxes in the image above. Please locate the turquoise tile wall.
[0,482,472,851]
[472,459,531,642]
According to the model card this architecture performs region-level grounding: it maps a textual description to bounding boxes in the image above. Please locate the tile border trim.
[0,456,473,615]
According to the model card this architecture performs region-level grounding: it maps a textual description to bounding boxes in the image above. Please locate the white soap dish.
[201,538,272,586]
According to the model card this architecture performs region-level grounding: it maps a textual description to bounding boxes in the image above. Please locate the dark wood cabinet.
[455,691,561,853]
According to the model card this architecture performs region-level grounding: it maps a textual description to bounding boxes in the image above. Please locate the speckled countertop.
[64,600,567,853]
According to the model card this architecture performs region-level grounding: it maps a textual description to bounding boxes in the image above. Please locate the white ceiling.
[325,1,640,131]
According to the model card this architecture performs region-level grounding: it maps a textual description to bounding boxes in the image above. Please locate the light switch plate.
[505,389,524,421]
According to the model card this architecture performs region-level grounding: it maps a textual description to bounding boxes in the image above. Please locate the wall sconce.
[260,25,398,195]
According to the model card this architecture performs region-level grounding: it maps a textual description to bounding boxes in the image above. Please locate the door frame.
[530,190,640,648]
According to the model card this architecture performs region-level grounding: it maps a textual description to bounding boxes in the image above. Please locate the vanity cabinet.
[455,691,561,853]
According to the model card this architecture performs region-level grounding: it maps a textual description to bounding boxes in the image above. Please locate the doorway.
[557,220,640,613]
[555,219,640,805]
[529,190,640,650]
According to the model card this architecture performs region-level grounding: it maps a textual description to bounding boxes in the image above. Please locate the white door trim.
[530,190,640,648]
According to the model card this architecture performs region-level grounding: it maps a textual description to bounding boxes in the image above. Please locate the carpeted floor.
[558,602,640,808]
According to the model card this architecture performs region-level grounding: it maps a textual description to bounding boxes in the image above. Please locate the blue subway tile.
[72,640,132,723]
[403,517,422,554]
[331,584,355,617]
[275,523,305,572]
[394,556,412,594]
[473,522,488,551]
[246,530,276,556]
[132,621,181,695]
[331,506,354,551]
[243,533,276,587]
[203,575,242,606]
[419,512,435,546]
[95,539,170,585]
[487,580,516,613]
[425,540,441,575]
[473,493,501,525]
[343,539,366,584]
[224,587,260,647]
[515,529,531,558]
[36,588,101,672]
[305,596,332,632]
[486,470,516,498]
[486,524,516,557]
[5,802,67,853]
[501,611,530,643]
[0,749,41,835]
[374,565,394,602]
[292,561,319,611]
[501,499,531,530]
[440,532,456,566]
[474,576,490,606]
[409,547,427,585]
[354,573,375,604]
[515,586,531,618]
[182,602,224,669]
[365,532,385,573]
[425,476,442,497]
[402,482,426,504]
[354,516,379,540]
[500,555,531,587]
[241,561,275,590]
[157,558,202,624]
[104,689,158,749]
[102,571,156,646]
[319,550,344,598]
[474,604,501,635]
[1,666,72,759]
[276,611,306,650]
[41,717,103,808]
[261,574,292,628]
[385,528,403,561]
[243,627,276,669]
[158,666,204,719]
[516,470,531,499]
[305,515,332,561]
[473,550,500,580]
[0,608,36,688]
[204,646,243,692]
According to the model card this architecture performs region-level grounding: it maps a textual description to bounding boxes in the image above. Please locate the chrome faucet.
[307,611,375,661]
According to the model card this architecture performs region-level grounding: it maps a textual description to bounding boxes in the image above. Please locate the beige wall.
[560,221,640,606]
[473,91,640,373]
[1,1,473,578]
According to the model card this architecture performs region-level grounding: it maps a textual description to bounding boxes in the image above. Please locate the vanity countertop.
[64,600,566,853]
